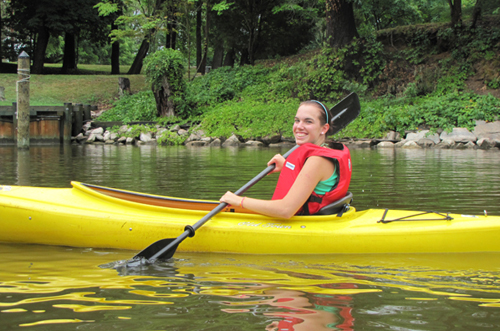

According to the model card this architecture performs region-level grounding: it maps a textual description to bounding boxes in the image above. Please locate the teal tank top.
[313,169,339,195]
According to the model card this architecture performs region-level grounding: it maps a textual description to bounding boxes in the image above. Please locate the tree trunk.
[152,76,175,117]
[223,48,235,67]
[61,32,77,74]
[0,13,2,71]
[448,0,462,27]
[32,26,50,74]
[111,21,120,74]
[127,38,149,74]
[325,0,359,49]
[196,0,204,74]
[212,38,224,70]
[470,0,482,29]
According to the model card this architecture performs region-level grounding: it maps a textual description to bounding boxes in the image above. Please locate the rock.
[473,120,500,141]
[222,134,241,147]
[91,127,104,135]
[395,140,407,147]
[406,130,440,144]
[126,137,135,144]
[103,131,111,141]
[385,131,401,141]
[95,134,104,142]
[465,141,477,149]
[186,141,208,147]
[86,134,96,143]
[118,125,129,134]
[435,139,455,149]
[245,140,265,146]
[259,134,282,145]
[117,137,127,144]
[170,124,181,132]
[440,128,476,143]
[377,141,395,148]
[201,137,212,143]
[350,140,373,148]
[140,132,152,143]
[402,141,421,148]
[269,141,295,148]
[105,140,115,144]
[210,138,222,147]
[416,138,436,148]
[178,129,188,136]
[477,138,496,149]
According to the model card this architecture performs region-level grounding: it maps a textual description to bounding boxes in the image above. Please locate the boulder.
[406,130,440,144]
[245,140,265,146]
[473,120,500,141]
[140,132,152,143]
[377,141,395,148]
[222,134,241,147]
[440,128,476,143]
[186,141,208,147]
[416,138,436,148]
[210,138,222,147]
[477,138,496,149]
[402,141,421,149]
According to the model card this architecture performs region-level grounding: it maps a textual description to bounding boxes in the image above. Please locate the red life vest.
[271,143,352,215]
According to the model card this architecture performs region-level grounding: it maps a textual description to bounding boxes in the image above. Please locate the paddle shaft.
[146,144,300,261]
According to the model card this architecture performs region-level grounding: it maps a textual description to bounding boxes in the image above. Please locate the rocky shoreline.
[73,120,500,150]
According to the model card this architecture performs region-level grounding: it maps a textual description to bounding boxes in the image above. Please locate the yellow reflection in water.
[19,319,94,327]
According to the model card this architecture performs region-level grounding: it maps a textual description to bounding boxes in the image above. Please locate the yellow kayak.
[0,181,499,254]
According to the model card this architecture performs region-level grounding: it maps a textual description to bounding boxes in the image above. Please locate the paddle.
[131,92,360,263]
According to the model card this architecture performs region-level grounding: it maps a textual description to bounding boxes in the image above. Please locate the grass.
[0,63,202,106]
[0,64,148,106]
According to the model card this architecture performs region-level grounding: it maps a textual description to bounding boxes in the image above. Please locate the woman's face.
[293,104,328,145]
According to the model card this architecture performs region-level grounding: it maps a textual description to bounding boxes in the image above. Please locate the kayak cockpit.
[75,182,353,216]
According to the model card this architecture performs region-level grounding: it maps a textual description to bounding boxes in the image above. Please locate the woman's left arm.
[220,156,333,219]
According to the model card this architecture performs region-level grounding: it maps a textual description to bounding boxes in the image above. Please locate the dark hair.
[299,100,334,135]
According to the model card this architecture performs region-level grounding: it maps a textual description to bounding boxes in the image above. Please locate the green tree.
[144,48,186,117]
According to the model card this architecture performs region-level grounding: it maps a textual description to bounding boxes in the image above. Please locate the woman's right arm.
[267,154,286,174]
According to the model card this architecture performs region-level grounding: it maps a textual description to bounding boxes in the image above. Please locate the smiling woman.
[220,99,353,219]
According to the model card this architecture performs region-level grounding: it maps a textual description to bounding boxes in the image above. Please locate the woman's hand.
[267,154,286,174]
[220,191,242,207]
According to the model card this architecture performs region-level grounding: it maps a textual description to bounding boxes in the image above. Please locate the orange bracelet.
[240,197,246,208]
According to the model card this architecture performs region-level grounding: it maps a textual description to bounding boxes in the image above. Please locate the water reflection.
[1,145,500,329]
[2,243,500,329]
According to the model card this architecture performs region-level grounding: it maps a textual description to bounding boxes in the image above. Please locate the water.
[1,144,500,330]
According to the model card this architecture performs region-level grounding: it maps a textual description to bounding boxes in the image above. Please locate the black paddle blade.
[329,92,361,133]
[133,238,179,261]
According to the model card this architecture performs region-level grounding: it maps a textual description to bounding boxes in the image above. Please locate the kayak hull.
[0,182,499,254]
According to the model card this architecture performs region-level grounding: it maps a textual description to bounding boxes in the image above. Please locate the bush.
[96,91,156,123]
[144,49,187,117]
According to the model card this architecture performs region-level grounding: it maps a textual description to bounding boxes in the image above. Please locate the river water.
[1,144,500,330]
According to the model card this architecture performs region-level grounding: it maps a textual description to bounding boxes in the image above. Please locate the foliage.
[340,92,500,139]
[186,65,271,107]
[201,99,299,139]
[96,91,156,123]
[156,130,188,146]
[143,48,187,117]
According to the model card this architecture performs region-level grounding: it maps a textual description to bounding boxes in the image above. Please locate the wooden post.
[63,103,73,143]
[83,104,91,121]
[17,51,30,149]
[72,103,83,136]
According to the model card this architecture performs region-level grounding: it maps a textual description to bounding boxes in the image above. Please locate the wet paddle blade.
[134,238,179,261]
[329,92,361,133]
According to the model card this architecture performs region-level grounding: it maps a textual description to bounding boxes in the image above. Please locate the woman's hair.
[299,100,334,135]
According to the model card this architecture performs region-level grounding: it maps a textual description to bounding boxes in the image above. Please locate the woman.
[220,100,351,219]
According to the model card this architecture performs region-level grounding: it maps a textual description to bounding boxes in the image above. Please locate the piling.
[17,51,30,149]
